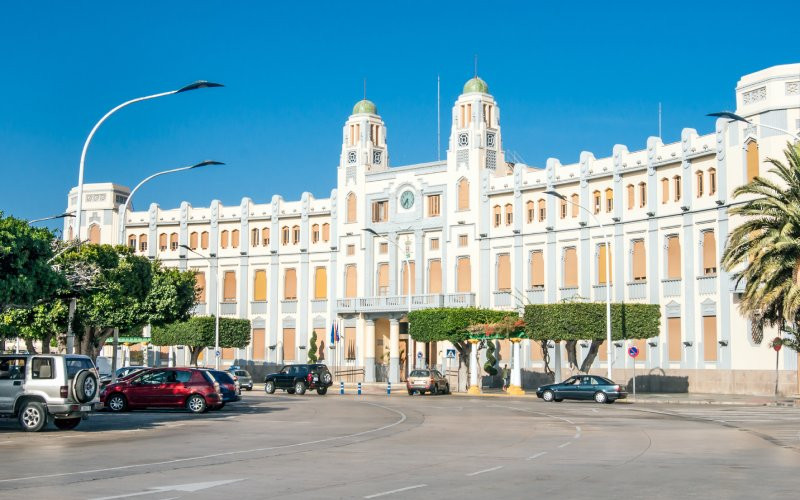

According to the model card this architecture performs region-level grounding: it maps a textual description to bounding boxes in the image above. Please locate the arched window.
[571,194,579,217]
[220,230,229,249]
[139,234,148,252]
[189,232,198,250]
[169,233,178,251]
[292,225,300,244]
[666,235,681,279]
[346,192,357,223]
[314,267,327,299]
[709,168,717,196]
[673,176,682,201]
[592,191,601,214]
[526,201,534,223]
[702,230,717,275]
[559,198,567,219]
[200,231,209,250]
[529,250,544,288]
[626,184,634,210]
[746,140,759,182]
[497,254,511,291]
[638,182,647,207]
[311,224,320,243]
[605,188,613,213]
[537,199,546,222]
[88,224,101,244]
[262,228,270,246]
[67,225,74,240]
[456,257,472,293]
[344,265,357,298]
[597,243,612,285]
[281,226,289,245]
[695,171,704,197]
[231,229,240,248]
[457,178,470,211]
[494,205,501,227]
[251,228,260,247]
[127,234,137,251]
[563,247,578,288]
[253,269,267,301]
[632,240,646,281]
[504,203,513,226]
[661,178,669,204]
[428,259,442,293]
[321,223,330,242]
[284,268,297,300]
[159,233,167,251]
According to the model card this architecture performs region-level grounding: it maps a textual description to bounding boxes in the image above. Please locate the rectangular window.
[456,257,471,293]
[195,272,206,303]
[253,270,267,301]
[563,247,578,288]
[314,267,327,300]
[674,176,682,201]
[282,328,296,362]
[252,328,266,361]
[709,170,717,195]
[321,224,329,242]
[666,236,681,279]
[428,259,442,293]
[430,237,439,250]
[632,240,646,281]
[593,192,601,214]
[379,242,388,254]
[223,271,236,302]
[372,200,389,222]
[605,190,613,213]
[639,183,646,207]
[627,185,634,210]
[597,244,612,285]
[560,199,567,219]
[703,315,718,361]
[346,244,355,256]
[401,261,416,295]
[702,231,717,275]
[284,268,297,300]
[31,357,54,379]
[458,234,468,247]
[696,171,704,198]
[377,263,389,295]
[497,254,511,291]
[427,195,441,217]
[668,317,682,362]
[530,250,544,288]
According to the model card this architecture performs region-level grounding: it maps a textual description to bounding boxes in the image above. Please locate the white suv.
[0,354,100,432]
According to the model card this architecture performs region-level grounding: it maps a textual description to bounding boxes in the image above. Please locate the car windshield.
[410,370,430,377]
[212,371,235,384]
[235,370,248,377]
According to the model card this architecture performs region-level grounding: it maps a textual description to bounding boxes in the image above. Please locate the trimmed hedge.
[408,308,513,343]
[151,315,251,348]
[523,303,660,341]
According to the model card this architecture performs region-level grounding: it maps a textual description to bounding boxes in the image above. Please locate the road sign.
[446,349,456,359]
[215,350,221,357]
[417,351,423,359]
[628,346,639,358]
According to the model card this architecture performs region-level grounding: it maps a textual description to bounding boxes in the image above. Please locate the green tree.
[308,330,318,362]
[483,340,497,376]
[722,143,800,351]
[151,316,251,366]
[1,300,68,353]
[0,213,64,313]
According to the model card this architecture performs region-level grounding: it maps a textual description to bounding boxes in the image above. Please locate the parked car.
[100,368,221,414]
[202,369,240,408]
[264,364,333,395]
[100,366,147,388]
[536,375,627,404]
[406,369,450,395]
[0,354,100,432]
[228,368,253,391]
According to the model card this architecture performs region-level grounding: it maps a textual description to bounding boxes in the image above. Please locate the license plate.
[80,405,91,412]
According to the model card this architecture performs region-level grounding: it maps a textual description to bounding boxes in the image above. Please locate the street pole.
[707,111,800,141]
[180,245,221,369]
[73,81,222,243]
[545,190,613,379]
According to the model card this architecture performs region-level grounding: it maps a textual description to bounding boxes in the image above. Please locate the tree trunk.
[580,340,604,372]
[541,341,553,375]
[454,341,471,392]
[24,338,37,354]
[190,347,203,366]
[41,334,52,354]
[565,340,578,369]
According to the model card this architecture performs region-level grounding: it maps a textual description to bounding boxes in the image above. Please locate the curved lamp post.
[73,80,223,243]
[707,111,800,140]
[180,245,221,370]
[544,190,613,379]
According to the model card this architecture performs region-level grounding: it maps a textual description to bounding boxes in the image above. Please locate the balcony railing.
[311,299,328,313]
[250,301,268,315]
[526,287,545,304]
[219,302,237,316]
[662,278,682,297]
[443,292,475,307]
[697,275,717,295]
[281,299,297,314]
[592,284,610,302]
[627,281,647,300]
[337,293,475,313]
[191,303,207,316]
[559,287,580,301]
[493,291,512,308]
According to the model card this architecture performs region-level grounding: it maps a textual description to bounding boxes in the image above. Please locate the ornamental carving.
[85,193,106,202]
[786,81,800,96]
[742,86,766,104]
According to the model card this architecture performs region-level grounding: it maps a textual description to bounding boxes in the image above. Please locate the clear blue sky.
[1,1,797,229]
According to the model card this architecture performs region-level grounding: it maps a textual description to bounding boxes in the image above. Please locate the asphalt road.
[1,391,799,499]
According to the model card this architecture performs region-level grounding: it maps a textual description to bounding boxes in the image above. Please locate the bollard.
[387,381,391,395]
[340,381,344,395]
[357,382,362,395]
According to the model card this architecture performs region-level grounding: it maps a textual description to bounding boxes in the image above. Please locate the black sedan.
[536,375,627,404]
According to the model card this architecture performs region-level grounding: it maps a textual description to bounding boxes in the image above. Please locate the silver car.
[0,354,100,431]
[230,369,253,391]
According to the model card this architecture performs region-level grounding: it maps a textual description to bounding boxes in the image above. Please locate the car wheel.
[265,381,276,394]
[74,370,99,403]
[317,386,328,395]
[408,390,414,395]
[294,381,307,395]
[322,372,332,385]
[54,417,81,430]
[215,402,226,410]
[106,393,128,412]
[18,400,47,432]
[445,384,450,395]
[246,386,252,391]
[542,390,555,402]
[594,391,608,404]
[287,388,295,394]
[186,394,207,414]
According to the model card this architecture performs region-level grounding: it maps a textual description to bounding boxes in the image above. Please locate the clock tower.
[339,99,389,175]
[447,76,505,175]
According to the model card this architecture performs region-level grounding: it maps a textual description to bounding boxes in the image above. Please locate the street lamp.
[29,212,74,224]
[117,160,225,246]
[707,111,800,140]
[180,244,221,370]
[73,80,223,244]
[544,190,613,379]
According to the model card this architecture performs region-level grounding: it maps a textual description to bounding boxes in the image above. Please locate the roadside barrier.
[357,382,362,395]
[340,381,344,395]
[387,381,391,395]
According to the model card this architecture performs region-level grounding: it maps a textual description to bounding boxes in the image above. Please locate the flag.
[335,321,340,342]
[330,323,335,344]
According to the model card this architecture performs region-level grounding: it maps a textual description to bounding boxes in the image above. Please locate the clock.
[400,190,415,210]
[458,133,469,147]
[347,150,357,164]
[373,150,383,165]
[486,132,496,148]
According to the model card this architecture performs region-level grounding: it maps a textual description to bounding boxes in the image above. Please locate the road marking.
[364,484,427,498]
[527,452,547,460]
[591,409,599,413]
[89,479,243,500]
[466,465,503,476]
[558,442,572,448]
[0,401,406,484]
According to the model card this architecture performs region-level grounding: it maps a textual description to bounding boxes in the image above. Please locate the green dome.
[463,77,489,94]
[352,99,378,115]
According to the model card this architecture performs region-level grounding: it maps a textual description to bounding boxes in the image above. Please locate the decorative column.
[389,318,400,383]
[508,338,525,395]
[123,344,131,367]
[468,339,481,394]
[365,318,376,382]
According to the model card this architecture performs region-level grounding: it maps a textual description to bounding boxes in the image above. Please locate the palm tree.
[722,143,800,344]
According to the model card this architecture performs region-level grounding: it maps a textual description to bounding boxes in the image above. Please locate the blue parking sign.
[628,346,639,358]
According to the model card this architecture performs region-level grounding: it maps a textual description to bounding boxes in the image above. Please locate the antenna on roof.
[363,78,367,100]
[437,74,441,161]
[474,54,478,78]
[658,102,662,139]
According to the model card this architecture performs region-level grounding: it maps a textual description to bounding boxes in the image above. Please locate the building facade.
[67,63,800,394]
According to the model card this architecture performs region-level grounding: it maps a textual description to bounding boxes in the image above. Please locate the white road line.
[466,466,503,476]
[364,484,427,498]
[527,452,547,460]
[591,409,599,413]
[558,442,572,448]
[0,401,406,484]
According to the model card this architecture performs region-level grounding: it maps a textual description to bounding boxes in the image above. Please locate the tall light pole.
[117,160,224,246]
[29,212,74,224]
[180,245,221,370]
[707,111,800,140]
[545,190,613,379]
[73,80,223,243]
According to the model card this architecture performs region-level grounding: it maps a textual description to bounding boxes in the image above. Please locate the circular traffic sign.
[628,346,639,358]
[417,351,423,359]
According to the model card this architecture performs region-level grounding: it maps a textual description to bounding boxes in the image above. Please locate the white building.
[67,63,800,394]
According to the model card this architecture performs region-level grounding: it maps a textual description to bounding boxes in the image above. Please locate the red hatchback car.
[101,368,221,414]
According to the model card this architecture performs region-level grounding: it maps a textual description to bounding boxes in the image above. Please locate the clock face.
[486,133,496,148]
[347,150,357,164]
[400,190,415,209]
[458,133,469,147]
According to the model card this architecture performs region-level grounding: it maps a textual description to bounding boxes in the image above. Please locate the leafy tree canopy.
[408,308,513,344]
[151,316,251,366]
[523,303,661,341]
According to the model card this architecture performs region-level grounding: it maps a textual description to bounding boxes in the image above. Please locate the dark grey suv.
[264,364,333,395]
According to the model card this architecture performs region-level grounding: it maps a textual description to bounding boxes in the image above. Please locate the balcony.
[627,281,647,300]
[592,284,610,302]
[559,287,580,301]
[250,301,268,315]
[697,275,717,295]
[526,287,545,304]
[219,302,237,316]
[493,291,512,308]
[281,300,297,314]
[311,299,328,313]
[662,278,682,297]
[443,292,475,307]
[191,303,207,316]
[336,293,475,313]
